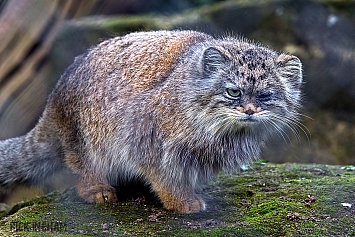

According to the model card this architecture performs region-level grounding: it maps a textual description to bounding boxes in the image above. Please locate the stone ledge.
[1,163,354,236]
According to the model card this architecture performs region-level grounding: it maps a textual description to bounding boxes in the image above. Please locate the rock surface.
[1,163,355,236]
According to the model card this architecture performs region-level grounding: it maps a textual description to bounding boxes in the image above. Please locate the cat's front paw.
[163,194,206,214]
[179,195,206,214]
[77,184,118,203]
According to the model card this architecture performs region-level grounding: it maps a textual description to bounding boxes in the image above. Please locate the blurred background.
[0,0,354,204]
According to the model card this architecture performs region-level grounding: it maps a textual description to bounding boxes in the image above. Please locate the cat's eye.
[226,88,242,98]
[258,91,273,102]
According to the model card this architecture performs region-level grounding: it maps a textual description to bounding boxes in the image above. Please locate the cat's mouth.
[239,115,259,124]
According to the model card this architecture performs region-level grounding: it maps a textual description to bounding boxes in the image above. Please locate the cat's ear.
[276,54,303,88]
[202,47,230,74]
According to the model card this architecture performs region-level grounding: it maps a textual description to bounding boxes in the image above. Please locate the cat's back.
[48,31,211,112]
[46,31,214,137]
[65,31,212,90]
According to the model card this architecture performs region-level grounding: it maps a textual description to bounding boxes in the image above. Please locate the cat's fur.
[0,30,303,213]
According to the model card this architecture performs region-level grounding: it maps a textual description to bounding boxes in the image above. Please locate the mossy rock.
[1,163,354,236]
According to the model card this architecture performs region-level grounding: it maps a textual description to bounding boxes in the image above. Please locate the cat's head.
[184,40,303,137]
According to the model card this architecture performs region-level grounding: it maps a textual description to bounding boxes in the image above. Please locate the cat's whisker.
[262,112,310,145]
[278,113,310,142]
[263,116,291,143]
[289,120,311,144]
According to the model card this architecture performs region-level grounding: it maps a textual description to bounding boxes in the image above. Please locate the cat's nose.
[244,103,257,115]
[244,103,260,115]
[236,104,262,114]
[245,109,254,115]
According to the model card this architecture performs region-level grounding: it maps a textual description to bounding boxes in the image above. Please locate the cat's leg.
[64,151,117,203]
